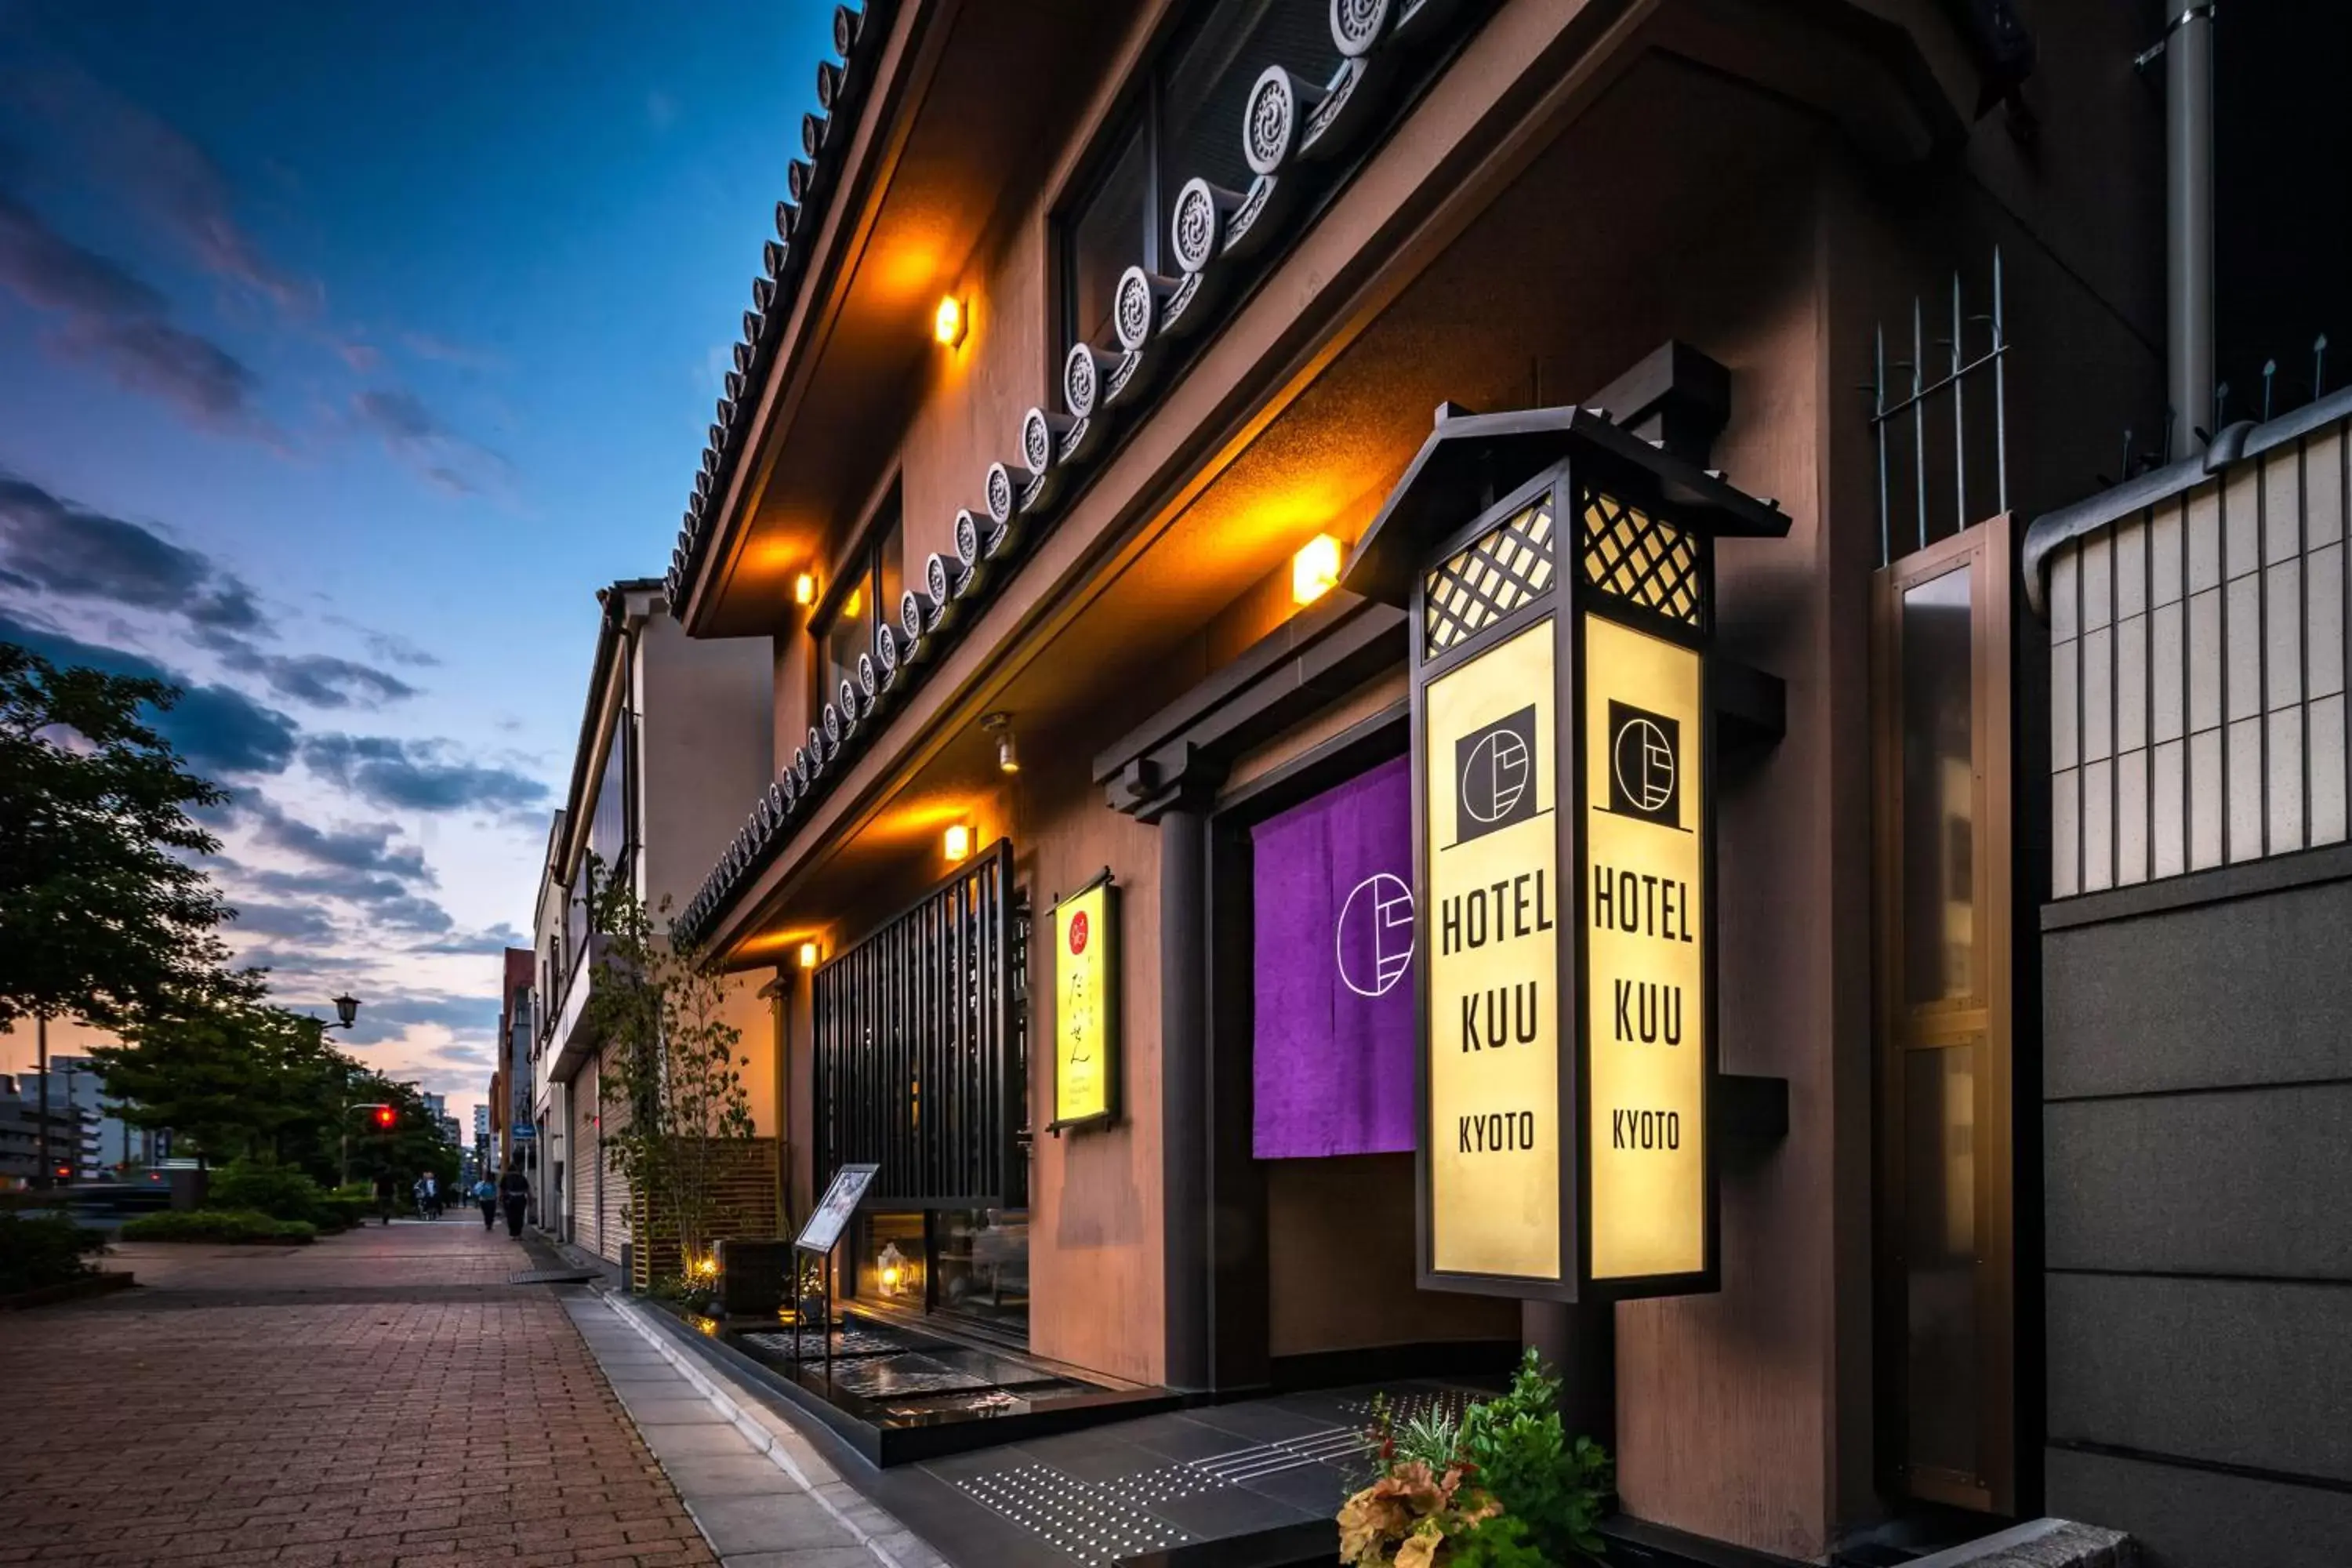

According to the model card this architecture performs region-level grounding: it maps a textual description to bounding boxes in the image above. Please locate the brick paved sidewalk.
[0,1220,715,1567]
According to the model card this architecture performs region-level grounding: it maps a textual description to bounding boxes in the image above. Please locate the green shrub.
[207,1159,328,1223]
[0,1211,105,1294]
[316,1194,373,1232]
[118,1208,316,1244]
[1454,1349,1612,1565]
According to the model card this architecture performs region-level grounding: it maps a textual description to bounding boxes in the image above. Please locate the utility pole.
[34,1014,50,1190]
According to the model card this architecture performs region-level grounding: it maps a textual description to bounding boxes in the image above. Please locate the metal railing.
[1871,252,2010,567]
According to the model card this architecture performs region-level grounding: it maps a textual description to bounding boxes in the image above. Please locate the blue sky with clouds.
[0,1,831,1123]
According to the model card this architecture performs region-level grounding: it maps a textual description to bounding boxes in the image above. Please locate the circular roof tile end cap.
[1330,0,1396,56]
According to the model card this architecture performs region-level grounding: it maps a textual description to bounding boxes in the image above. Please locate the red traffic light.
[372,1106,397,1130]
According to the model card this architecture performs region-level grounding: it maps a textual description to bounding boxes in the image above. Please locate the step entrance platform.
[640,1301,1177,1467]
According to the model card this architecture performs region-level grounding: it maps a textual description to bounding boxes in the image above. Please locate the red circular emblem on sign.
[1068,910,1089,955]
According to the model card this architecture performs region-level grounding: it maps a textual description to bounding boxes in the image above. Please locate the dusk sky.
[0,1,833,1127]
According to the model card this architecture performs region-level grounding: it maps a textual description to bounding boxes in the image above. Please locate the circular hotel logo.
[1335,872,1415,998]
[1461,728,1531,824]
[1613,715,1676,815]
[1068,910,1089,955]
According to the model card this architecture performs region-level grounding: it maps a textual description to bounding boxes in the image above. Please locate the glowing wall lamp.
[794,572,818,606]
[933,295,967,348]
[943,822,972,862]
[1291,532,1343,605]
[797,940,822,970]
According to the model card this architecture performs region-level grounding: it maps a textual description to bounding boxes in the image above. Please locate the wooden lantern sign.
[1342,394,1787,1301]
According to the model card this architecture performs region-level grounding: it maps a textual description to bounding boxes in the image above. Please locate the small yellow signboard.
[1051,874,1117,1132]
[1582,613,1707,1279]
[1424,620,1562,1281]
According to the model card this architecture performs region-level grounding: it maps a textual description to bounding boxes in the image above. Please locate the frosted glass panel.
[2311,544,2345,699]
[2188,589,2222,731]
[2264,452,2301,564]
[2227,717,2263,862]
[2082,534,2112,630]
[2226,575,2262,721]
[2225,468,2259,579]
[2052,768,2080,897]
[2308,433,2344,544]
[2189,729,2223,870]
[2118,615,2147,753]
[2151,502,2183,606]
[2083,758,2113,891]
[2118,749,2148,884]
[2052,639,2079,769]
[2268,710,2305,853]
[2116,517,2148,619]
[2152,601,2184,742]
[2187,484,2222,592]
[2082,626,2114,762]
[2152,739,2187,878]
[2313,695,2348,845]
[2046,419,2352,891]
[2267,561,2303,711]
[1904,1043,1981,1483]
[1902,568,1976,1004]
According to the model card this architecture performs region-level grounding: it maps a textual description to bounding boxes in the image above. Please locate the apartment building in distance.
[529,579,780,1279]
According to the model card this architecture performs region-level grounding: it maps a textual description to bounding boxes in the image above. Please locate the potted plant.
[1339,1350,1612,1567]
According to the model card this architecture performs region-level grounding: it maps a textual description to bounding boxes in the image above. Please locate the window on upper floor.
[815,485,904,717]
[1053,0,1334,366]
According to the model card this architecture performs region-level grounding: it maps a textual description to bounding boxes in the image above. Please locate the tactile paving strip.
[1334,1386,1481,1428]
[953,1462,1190,1567]
[1095,1462,1230,1509]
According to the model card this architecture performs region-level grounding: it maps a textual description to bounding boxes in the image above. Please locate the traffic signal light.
[372,1106,397,1130]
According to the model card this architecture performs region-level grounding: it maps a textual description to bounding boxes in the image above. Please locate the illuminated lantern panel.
[1341,402,1788,1303]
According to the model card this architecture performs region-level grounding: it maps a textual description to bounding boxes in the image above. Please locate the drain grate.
[508,1269,601,1284]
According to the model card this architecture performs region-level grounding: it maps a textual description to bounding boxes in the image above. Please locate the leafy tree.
[0,643,236,1029]
[583,857,757,1286]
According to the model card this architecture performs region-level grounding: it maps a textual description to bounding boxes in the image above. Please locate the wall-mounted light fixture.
[1291,532,1343,605]
[794,572,818,606]
[797,940,822,970]
[933,295,967,348]
[983,711,1018,775]
[944,822,972,862]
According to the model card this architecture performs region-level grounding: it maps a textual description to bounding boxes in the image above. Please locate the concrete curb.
[595,1289,944,1568]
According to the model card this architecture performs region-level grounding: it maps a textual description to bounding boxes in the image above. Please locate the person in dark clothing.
[372,1168,399,1225]
[498,1163,530,1238]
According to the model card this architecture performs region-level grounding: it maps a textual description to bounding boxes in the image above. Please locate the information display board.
[793,1162,879,1255]
[1050,871,1118,1133]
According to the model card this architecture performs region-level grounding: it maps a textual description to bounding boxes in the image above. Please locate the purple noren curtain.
[1250,755,1417,1160]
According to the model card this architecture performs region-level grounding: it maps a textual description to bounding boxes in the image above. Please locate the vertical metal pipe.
[1913,298,1929,552]
[1994,249,2010,514]
[1952,271,1969,531]
[2168,1,2216,454]
[1875,325,1891,566]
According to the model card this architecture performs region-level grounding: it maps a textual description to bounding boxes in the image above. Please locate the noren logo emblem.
[1335,873,1415,998]
[1456,705,1538,843]
[1607,700,1680,826]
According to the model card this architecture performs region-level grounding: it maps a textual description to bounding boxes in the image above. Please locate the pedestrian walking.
[499,1162,530,1238]
[423,1171,441,1219]
[372,1168,398,1225]
[473,1174,498,1229]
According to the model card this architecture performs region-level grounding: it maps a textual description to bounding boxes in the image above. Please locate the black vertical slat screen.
[811,840,1024,1208]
